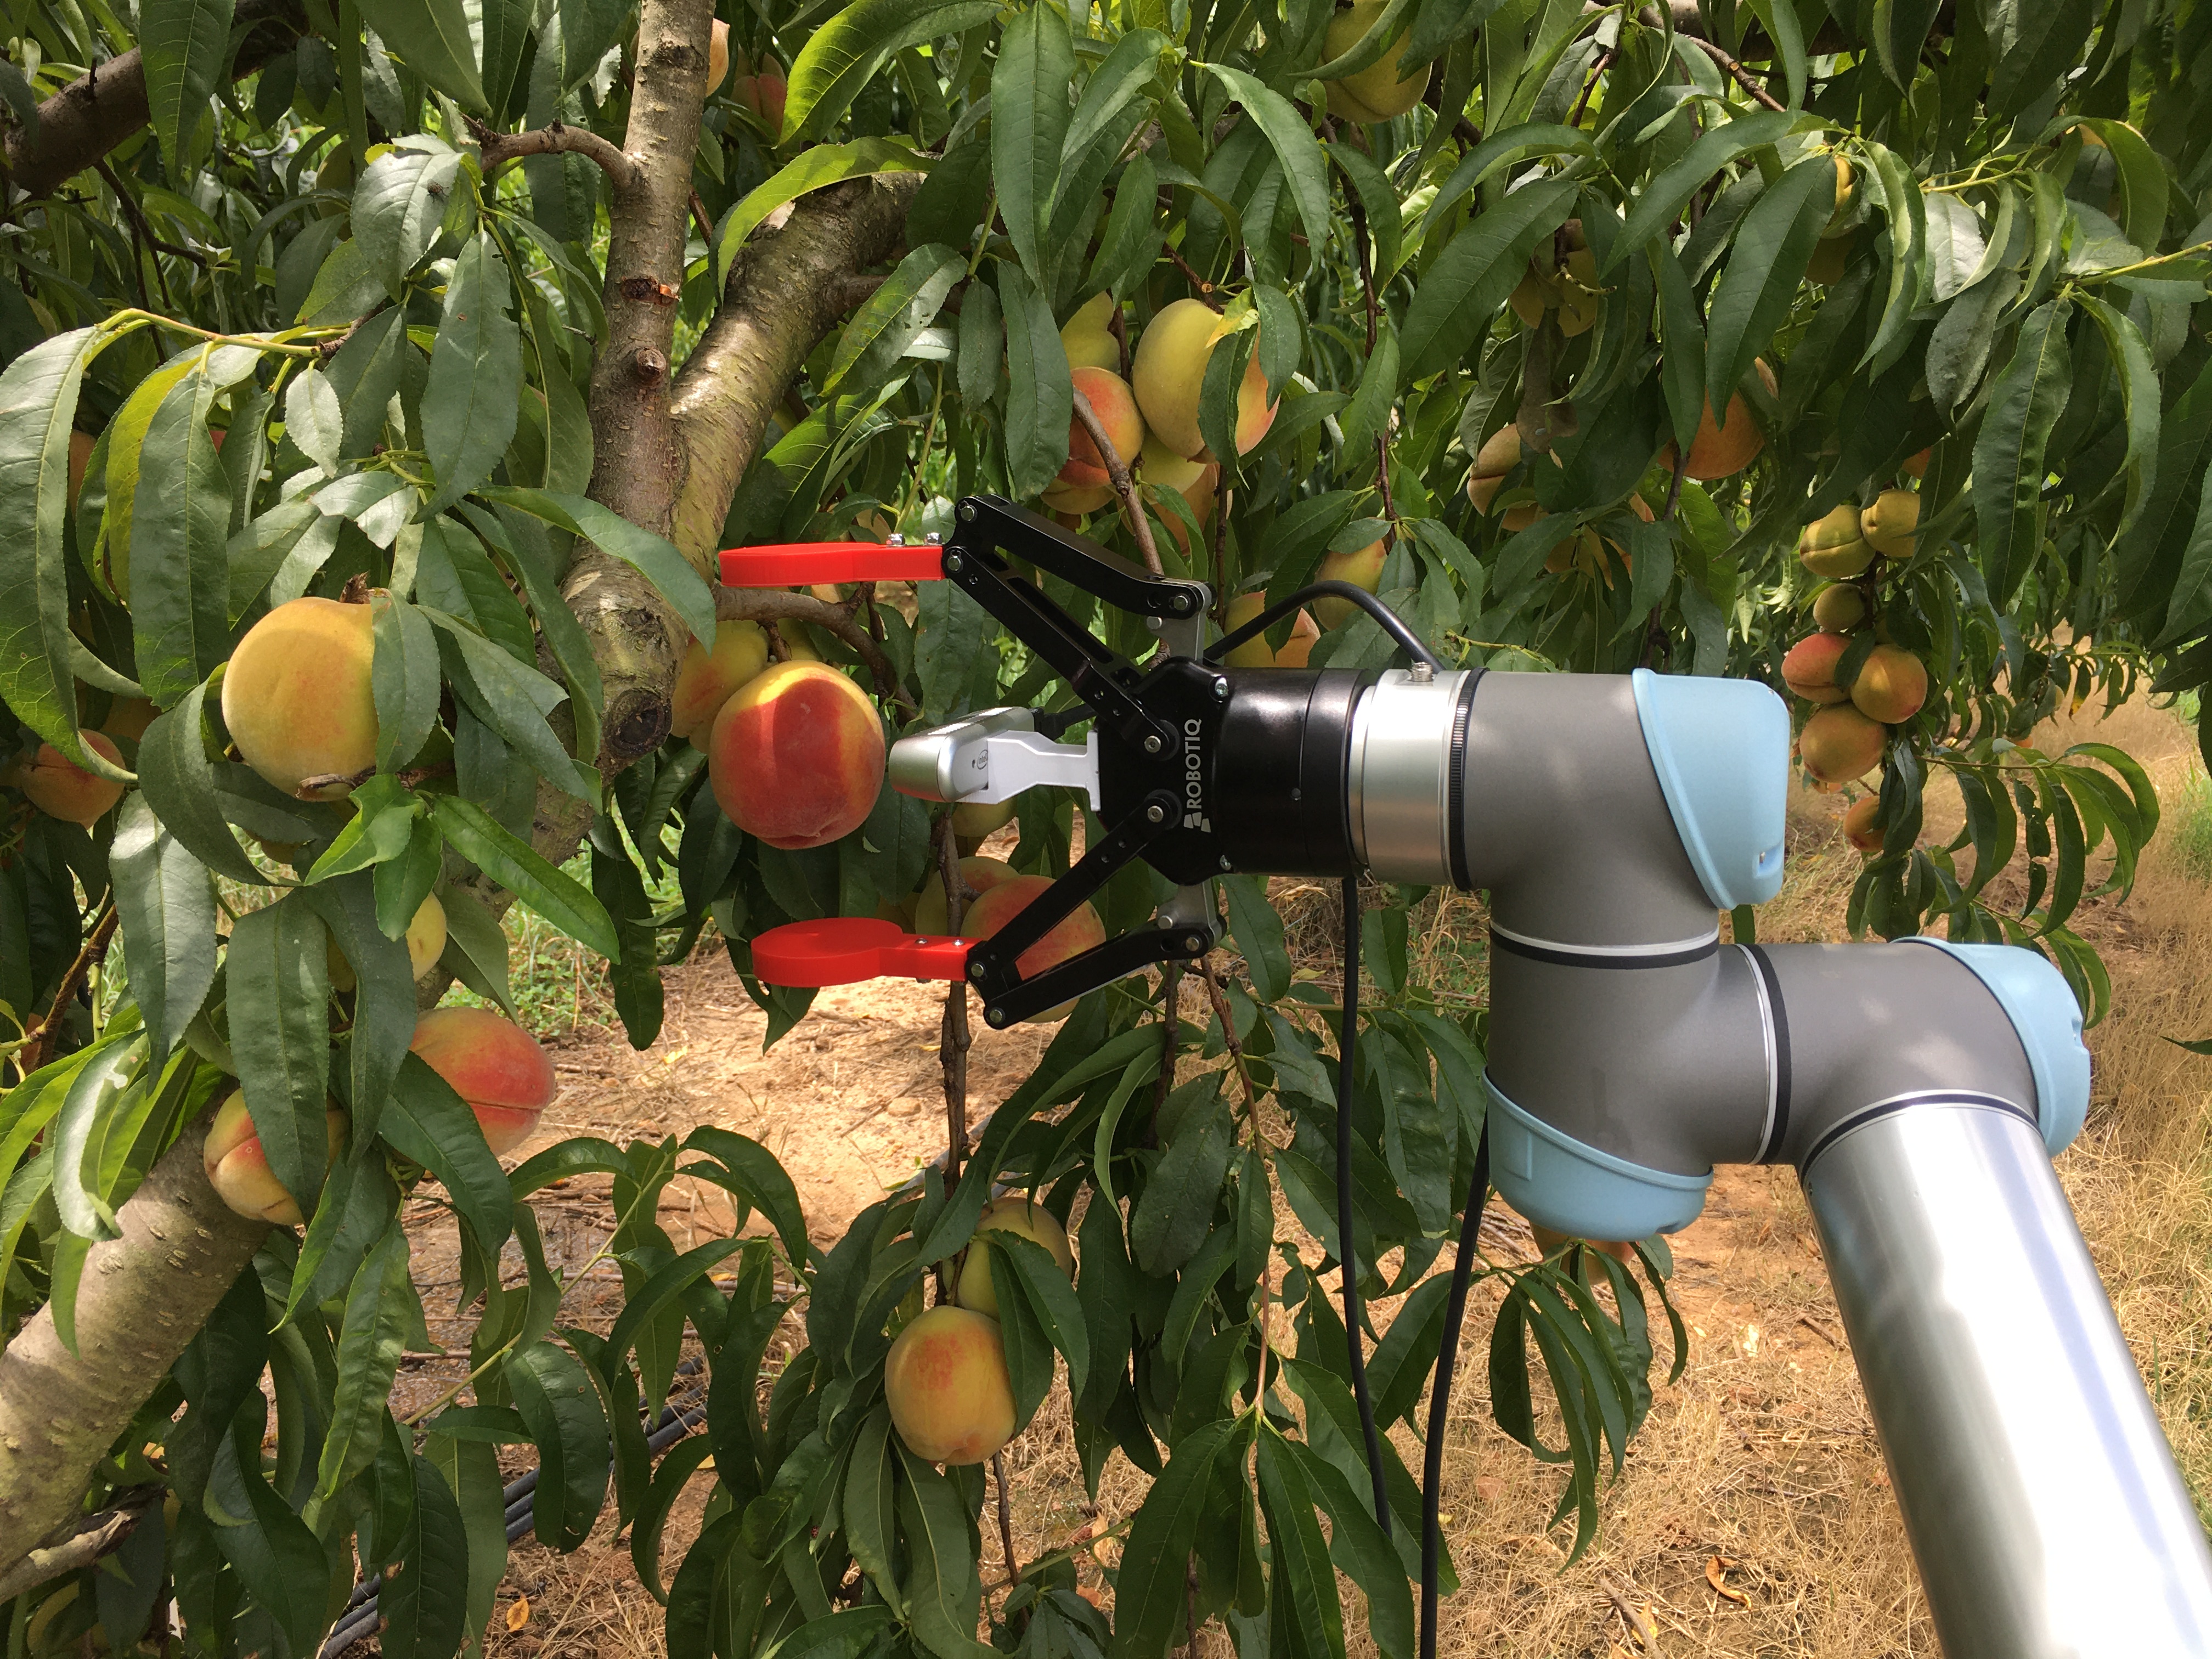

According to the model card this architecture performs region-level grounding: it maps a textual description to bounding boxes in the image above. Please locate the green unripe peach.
[670,621,769,744]
[1861,488,1921,558]
[1131,300,1278,462]
[1798,504,1874,579]
[955,1194,1075,1318]
[328,894,447,991]
[1314,541,1386,627]
[1812,584,1868,632]
[1850,644,1928,724]
[1322,0,1432,123]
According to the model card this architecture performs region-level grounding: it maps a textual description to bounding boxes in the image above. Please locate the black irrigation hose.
[1203,582,1444,672]
[1336,877,1393,1538]
[1418,1122,1491,1659]
[318,1392,708,1659]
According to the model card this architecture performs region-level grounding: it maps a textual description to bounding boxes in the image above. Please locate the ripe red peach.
[409,1006,557,1155]
[883,1305,1018,1465]
[955,1195,1075,1318]
[1843,794,1884,853]
[204,1090,347,1226]
[706,661,885,850]
[19,731,125,825]
[915,855,1018,935]
[222,597,379,799]
[962,875,1107,1021]
[1781,633,1850,704]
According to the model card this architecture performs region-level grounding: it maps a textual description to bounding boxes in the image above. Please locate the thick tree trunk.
[0,1122,266,1565]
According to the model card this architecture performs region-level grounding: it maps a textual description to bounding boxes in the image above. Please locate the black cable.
[1205,582,1443,671]
[1419,1119,1491,1659]
[1336,877,1393,1536]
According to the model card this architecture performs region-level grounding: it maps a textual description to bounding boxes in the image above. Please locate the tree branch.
[1070,386,1164,577]
[0,1503,146,1602]
[470,118,641,192]
[714,587,917,711]
[1,0,306,198]
[0,1122,267,1565]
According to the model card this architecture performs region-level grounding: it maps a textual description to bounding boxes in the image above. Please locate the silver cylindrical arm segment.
[1806,1103,2212,1657]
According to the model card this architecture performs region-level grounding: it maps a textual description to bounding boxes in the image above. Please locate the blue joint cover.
[1485,1074,1712,1240]
[1629,668,1790,911]
[1908,939,2092,1155]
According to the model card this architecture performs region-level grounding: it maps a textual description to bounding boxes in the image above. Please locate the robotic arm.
[729,499,2212,1659]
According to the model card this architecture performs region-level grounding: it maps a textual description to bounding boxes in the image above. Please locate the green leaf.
[1279,1438,1415,1659]
[430,794,620,958]
[227,893,334,1214]
[140,0,236,168]
[355,0,487,109]
[1705,154,1835,422]
[110,795,218,1059]
[506,1339,613,1551]
[1222,873,1289,1002]
[1130,1077,1234,1275]
[1972,298,2072,605]
[996,262,1073,500]
[213,1460,335,1656]
[1401,178,1578,382]
[1861,143,1928,370]
[283,1149,402,1324]
[894,1448,998,1659]
[825,243,965,397]
[308,774,422,881]
[1255,1432,1346,1659]
[315,1222,416,1501]
[992,5,1075,283]
[713,138,934,279]
[0,326,125,776]
[842,1407,905,1615]
[427,606,598,803]
[382,1455,472,1659]
[50,1035,150,1241]
[591,824,664,1049]
[371,592,442,774]
[437,885,516,1017]
[603,1238,741,1380]
[1204,64,1333,261]
[481,487,715,648]
[1609,110,1801,271]
[353,140,464,300]
[1107,1417,1241,1659]
[2079,295,2161,546]
[1743,0,1807,104]
[382,1051,515,1248]
[423,235,522,516]
[779,0,998,144]
[137,682,266,883]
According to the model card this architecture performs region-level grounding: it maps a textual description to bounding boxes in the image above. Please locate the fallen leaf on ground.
[1706,1556,1751,1606]
[506,1598,532,1632]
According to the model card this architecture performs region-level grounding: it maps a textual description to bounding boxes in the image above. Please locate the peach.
[1861,488,1920,558]
[1061,294,1121,373]
[100,698,159,744]
[409,1006,557,1156]
[1466,424,1522,512]
[1662,360,1776,480]
[19,731,125,825]
[1530,1224,1633,1264]
[916,855,1018,935]
[1812,584,1867,631]
[951,798,1018,842]
[963,874,1107,1020]
[1799,703,1886,785]
[222,597,379,800]
[1798,503,1874,579]
[1509,268,1550,329]
[1273,609,1322,667]
[1131,299,1277,461]
[1553,247,1599,337]
[1901,448,1931,479]
[1807,235,1849,286]
[1826,154,1857,227]
[731,60,786,129]
[669,620,769,744]
[1222,592,1278,668]
[204,1090,347,1226]
[1140,435,1217,553]
[1843,794,1884,853]
[708,19,731,94]
[1062,368,1145,488]
[1781,633,1850,704]
[1322,0,1431,123]
[955,1194,1076,1318]
[1041,479,1114,516]
[1850,644,1928,724]
[883,1305,1017,1465]
[328,894,447,992]
[1314,540,1386,627]
[707,660,885,849]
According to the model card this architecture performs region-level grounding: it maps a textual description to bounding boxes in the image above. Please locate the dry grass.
[402,702,2212,1659]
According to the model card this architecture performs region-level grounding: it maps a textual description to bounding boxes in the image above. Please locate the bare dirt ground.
[388,702,2212,1659]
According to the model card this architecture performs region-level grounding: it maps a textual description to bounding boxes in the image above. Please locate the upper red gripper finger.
[749,918,973,988]
[718,542,947,587]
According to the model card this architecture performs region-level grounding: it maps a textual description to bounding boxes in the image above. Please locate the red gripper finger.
[718,541,946,587]
[749,918,973,988]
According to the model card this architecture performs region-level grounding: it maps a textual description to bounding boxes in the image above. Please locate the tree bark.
[0,1122,267,1567]
[1,0,306,198]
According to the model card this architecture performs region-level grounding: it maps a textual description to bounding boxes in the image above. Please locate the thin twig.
[1070,387,1164,577]
[1640,7,1786,110]
[1347,201,1397,527]
[18,902,118,1075]
[1596,1570,1660,1651]
[715,587,917,712]
[1164,245,1221,306]
[689,189,715,249]
[1197,957,1261,1120]
[1566,49,1615,128]
[1150,965,1182,1133]
[470,117,642,191]
[992,1452,1022,1587]
[1107,303,1132,381]
[96,159,208,268]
